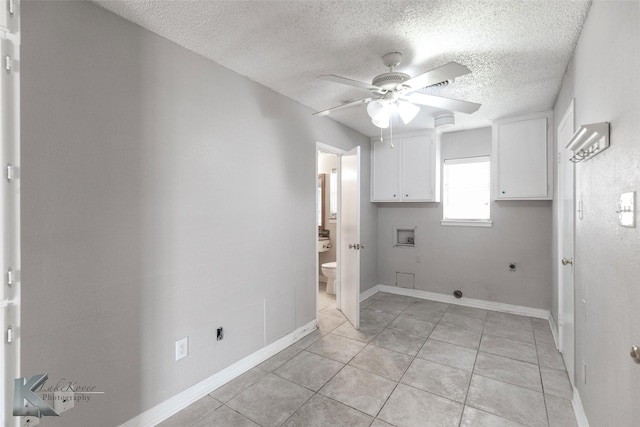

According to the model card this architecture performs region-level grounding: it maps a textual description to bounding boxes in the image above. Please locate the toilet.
[321,261,337,295]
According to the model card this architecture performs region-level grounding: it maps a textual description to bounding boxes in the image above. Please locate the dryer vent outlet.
[453,290,463,299]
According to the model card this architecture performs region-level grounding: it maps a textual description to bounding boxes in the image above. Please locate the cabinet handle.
[405,194,409,197]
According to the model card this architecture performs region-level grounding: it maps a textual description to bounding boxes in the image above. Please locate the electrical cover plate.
[175,337,189,361]
[619,192,635,227]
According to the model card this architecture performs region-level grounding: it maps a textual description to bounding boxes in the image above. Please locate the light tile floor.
[158,292,578,427]
[318,281,335,311]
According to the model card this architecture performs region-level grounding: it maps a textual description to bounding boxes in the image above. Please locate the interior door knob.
[631,346,640,364]
[561,258,573,265]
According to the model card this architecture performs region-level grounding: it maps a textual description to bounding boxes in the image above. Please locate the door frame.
[1,13,21,426]
[316,142,346,313]
[557,99,575,385]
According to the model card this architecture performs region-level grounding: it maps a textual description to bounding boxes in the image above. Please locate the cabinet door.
[401,135,434,201]
[371,139,400,201]
[494,116,549,199]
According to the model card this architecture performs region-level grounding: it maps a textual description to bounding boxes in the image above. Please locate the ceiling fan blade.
[318,75,380,91]
[313,98,373,117]
[403,62,472,91]
[406,93,481,114]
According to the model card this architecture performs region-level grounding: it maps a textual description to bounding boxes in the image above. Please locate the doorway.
[557,100,576,386]
[316,143,360,330]
[317,150,339,312]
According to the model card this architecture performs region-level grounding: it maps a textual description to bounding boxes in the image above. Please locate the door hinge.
[6,163,14,182]
[7,326,14,344]
[4,55,12,73]
[7,268,14,287]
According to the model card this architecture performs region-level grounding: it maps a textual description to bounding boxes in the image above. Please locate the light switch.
[618,192,635,227]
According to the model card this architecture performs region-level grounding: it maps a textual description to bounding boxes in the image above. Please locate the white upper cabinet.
[371,136,400,201]
[371,132,440,202]
[492,111,553,200]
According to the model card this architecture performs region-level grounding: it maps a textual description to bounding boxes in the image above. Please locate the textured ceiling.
[92,0,591,136]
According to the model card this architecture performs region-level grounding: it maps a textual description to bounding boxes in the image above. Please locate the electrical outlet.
[21,417,40,427]
[54,391,74,413]
[415,255,422,263]
[175,337,189,361]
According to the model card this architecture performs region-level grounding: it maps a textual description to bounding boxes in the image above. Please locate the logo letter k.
[13,374,59,417]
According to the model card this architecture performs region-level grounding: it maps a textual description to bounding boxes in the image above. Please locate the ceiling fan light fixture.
[366,100,387,120]
[371,114,390,129]
[398,101,420,124]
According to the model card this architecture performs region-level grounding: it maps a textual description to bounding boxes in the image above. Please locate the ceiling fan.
[313,52,481,128]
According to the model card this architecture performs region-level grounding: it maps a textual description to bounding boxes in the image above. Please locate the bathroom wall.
[318,152,338,280]
[552,1,640,424]
[377,127,553,309]
[20,1,374,426]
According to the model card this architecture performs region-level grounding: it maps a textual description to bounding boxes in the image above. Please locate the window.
[442,156,492,227]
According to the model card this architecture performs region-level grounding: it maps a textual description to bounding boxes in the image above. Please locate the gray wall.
[377,127,552,309]
[552,1,640,425]
[20,1,374,426]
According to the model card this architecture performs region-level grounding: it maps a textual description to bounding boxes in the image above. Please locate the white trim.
[440,220,493,228]
[572,387,590,427]
[548,313,560,350]
[359,285,379,302]
[120,320,317,427]
[367,284,551,319]
[444,156,489,166]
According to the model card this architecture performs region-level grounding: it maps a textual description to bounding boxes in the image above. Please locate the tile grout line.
[456,308,484,427]
[369,298,428,423]
[533,317,553,427]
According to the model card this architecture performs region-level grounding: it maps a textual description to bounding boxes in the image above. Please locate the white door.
[558,101,575,385]
[339,146,360,329]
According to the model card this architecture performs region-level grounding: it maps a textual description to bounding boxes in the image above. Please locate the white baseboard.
[370,284,551,319]
[359,285,379,302]
[120,320,317,427]
[572,387,590,427]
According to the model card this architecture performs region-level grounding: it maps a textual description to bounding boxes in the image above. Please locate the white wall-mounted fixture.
[566,122,610,162]
[392,226,416,247]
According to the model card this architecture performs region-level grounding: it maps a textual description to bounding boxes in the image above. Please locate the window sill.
[441,219,493,228]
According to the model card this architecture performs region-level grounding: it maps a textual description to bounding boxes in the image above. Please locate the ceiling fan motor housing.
[372,72,411,91]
